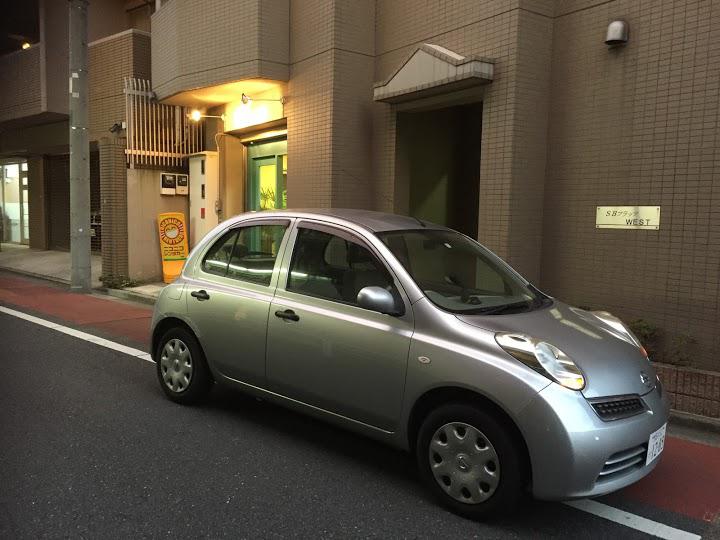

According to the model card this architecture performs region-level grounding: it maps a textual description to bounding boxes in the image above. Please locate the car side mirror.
[357,286,402,316]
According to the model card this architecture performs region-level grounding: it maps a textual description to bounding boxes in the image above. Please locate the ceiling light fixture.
[241,93,286,105]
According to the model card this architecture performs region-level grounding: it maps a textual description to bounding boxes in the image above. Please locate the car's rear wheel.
[156,327,212,404]
[416,403,524,520]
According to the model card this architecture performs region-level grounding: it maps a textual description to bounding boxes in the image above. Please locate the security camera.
[109,122,123,134]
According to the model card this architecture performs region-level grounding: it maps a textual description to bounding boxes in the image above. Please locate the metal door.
[185,219,291,387]
[265,222,414,431]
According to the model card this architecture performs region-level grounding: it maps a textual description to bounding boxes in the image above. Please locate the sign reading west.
[596,206,660,230]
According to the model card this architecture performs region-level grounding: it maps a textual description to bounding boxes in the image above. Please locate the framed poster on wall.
[176,174,189,195]
[161,173,176,195]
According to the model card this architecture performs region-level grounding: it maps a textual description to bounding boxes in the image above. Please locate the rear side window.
[201,223,288,285]
[202,230,237,276]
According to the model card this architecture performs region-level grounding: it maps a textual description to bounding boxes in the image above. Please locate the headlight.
[591,311,649,359]
[495,333,585,390]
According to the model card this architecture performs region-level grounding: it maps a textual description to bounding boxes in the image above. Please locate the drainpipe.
[68,0,91,292]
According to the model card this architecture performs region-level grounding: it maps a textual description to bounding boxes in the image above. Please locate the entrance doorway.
[1,160,29,245]
[246,138,287,211]
[396,102,482,238]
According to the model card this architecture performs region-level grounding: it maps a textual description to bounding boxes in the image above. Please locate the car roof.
[235,208,449,233]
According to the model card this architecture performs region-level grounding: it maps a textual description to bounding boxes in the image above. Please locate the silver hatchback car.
[151,209,669,520]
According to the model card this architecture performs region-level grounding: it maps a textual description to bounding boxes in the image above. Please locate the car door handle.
[190,290,210,301]
[275,309,299,322]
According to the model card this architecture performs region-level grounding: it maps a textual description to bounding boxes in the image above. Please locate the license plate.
[646,423,666,465]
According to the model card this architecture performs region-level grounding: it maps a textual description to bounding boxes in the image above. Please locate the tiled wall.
[286,0,375,209]
[542,0,720,370]
[151,0,289,100]
[373,1,553,281]
[0,47,42,123]
[89,29,151,279]
[89,31,151,140]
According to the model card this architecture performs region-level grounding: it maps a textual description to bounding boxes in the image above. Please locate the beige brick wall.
[541,0,720,370]
[286,0,375,209]
[151,0,289,100]
[90,29,151,279]
[99,136,129,279]
[0,47,42,123]
[373,1,552,280]
[89,31,151,140]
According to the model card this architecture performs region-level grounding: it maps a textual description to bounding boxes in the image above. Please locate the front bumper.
[517,382,669,500]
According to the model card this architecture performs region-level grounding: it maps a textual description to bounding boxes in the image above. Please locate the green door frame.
[246,137,287,212]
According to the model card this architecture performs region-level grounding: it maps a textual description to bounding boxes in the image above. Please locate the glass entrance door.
[246,138,287,212]
[21,163,29,244]
[1,162,27,244]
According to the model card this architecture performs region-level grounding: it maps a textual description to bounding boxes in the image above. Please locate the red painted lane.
[620,436,720,522]
[0,273,152,347]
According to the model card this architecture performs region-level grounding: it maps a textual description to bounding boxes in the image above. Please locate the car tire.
[155,327,213,404]
[416,403,525,520]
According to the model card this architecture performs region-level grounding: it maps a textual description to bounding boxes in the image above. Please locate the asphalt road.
[0,312,712,539]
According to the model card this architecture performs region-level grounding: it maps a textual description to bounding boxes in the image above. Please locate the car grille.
[589,395,646,421]
[597,445,647,482]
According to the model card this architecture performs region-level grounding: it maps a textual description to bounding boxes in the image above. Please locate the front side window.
[378,229,548,315]
[201,222,288,285]
[287,226,394,305]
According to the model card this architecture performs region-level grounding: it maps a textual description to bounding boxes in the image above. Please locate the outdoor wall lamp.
[241,93,286,105]
[188,110,225,122]
[605,20,629,47]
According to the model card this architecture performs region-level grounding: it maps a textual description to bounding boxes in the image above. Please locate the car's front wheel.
[416,403,525,520]
[155,327,212,404]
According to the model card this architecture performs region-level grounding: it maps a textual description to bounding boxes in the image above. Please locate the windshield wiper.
[471,300,533,316]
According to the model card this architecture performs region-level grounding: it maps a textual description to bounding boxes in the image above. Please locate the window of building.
[202,223,288,285]
[287,227,395,305]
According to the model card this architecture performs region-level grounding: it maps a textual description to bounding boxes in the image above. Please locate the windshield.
[378,229,548,315]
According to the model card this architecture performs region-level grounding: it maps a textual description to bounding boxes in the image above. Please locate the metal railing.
[123,78,203,168]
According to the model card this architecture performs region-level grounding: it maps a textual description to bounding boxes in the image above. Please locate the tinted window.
[202,223,287,285]
[287,227,394,304]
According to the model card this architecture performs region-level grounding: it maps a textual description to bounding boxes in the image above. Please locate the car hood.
[456,301,657,399]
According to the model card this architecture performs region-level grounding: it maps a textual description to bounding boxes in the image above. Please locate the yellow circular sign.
[159,217,185,246]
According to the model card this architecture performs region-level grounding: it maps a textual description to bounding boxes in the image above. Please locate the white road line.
[564,499,702,540]
[0,306,154,363]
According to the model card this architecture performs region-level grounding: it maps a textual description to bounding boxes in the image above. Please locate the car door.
[185,218,291,387]
[265,221,414,432]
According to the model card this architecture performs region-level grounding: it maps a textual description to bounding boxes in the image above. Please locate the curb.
[0,265,71,286]
[0,265,104,289]
[669,409,720,435]
[101,287,158,306]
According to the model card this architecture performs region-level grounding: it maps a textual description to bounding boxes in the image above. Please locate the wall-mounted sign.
[596,206,660,230]
[176,174,189,195]
[161,173,177,195]
[158,212,188,283]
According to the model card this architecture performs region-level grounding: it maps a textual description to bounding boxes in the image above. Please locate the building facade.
[1,0,719,377]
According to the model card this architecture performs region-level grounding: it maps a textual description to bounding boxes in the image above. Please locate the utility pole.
[68,0,91,291]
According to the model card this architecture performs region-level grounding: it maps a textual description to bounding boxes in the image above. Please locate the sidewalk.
[0,244,102,289]
[1,270,719,524]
